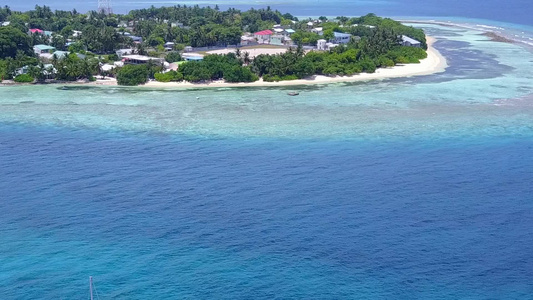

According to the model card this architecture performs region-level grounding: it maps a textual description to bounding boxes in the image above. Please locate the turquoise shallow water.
[1,23,533,298]
[1,24,532,140]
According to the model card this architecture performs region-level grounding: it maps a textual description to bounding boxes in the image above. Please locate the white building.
[401,35,422,47]
[122,55,165,65]
[331,32,352,44]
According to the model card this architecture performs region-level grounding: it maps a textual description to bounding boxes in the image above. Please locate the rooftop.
[254,30,273,36]
[402,35,421,44]
[34,44,56,50]
[122,55,164,62]
[334,32,352,38]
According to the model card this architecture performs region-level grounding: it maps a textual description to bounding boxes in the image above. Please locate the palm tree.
[243,51,251,65]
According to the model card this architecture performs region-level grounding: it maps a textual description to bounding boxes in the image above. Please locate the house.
[307,21,314,28]
[311,27,323,35]
[240,36,256,46]
[1,21,10,26]
[51,51,69,59]
[270,35,284,46]
[273,28,284,34]
[29,28,44,34]
[33,44,56,55]
[401,35,422,47]
[284,29,296,35]
[254,30,273,44]
[116,49,135,58]
[72,30,82,38]
[331,32,352,44]
[128,35,143,43]
[122,55,164,65]
[44,31,53,37]
[317,39,327,51]
[284,37,294,46]
[163,42,175,51]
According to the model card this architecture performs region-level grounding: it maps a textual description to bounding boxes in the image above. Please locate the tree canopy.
[0,26,32,59]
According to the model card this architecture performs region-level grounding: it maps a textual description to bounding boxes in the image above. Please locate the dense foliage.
[116,64,149,85]
[154,70,183,82]
[0,26,32,58]
[179,54,258,82]
[0,5,428,85]
[13,73,34,82]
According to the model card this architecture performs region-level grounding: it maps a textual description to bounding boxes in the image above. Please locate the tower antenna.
[97,0,113,15]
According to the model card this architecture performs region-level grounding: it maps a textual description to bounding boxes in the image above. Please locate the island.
[0,6,445,87]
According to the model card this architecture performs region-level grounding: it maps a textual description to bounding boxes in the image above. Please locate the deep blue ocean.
[1,125,533,298]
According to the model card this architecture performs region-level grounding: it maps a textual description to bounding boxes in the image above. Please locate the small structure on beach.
[401,35,422,47]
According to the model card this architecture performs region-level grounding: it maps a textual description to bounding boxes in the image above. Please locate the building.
[29,28,44,34]
[51,51,69,59]
[317,39,339,51]
[317,39,327,51]
[331,32,352,44]
[122,55,164,65]
[128,35,143,43]
[254,30,273,44]
[116,49,135,58]
[240,36,256,46]
[401,35,422,47]
[284,29,296,35]
[163,42,175,51]
[33,44,56,55]
[1,21,10,26]
[270,35,285,46]
[311,27,323,35]
[72,30,82,38]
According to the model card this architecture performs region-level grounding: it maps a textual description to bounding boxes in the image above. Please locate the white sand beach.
[105,36,447,89]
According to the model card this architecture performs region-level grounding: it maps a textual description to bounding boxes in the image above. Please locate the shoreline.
[1,36,447,89]
[140,36,447,89]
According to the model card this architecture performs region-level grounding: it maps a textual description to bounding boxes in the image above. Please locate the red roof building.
[254,30,273,36]
[29,28,44,34]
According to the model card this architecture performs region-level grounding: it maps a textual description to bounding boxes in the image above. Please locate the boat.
[89,276,100,300]
[287,92,299,96]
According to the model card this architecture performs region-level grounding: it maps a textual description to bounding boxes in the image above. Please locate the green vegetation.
[0,4,428,85]
[0,26,32,58]
[154,70,183,82]
[117,64,149,86]
[13,74,34,82]
[179,54,258,83]
[165,52,181,63]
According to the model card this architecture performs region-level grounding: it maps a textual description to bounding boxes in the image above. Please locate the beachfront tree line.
[1,4,426,84]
